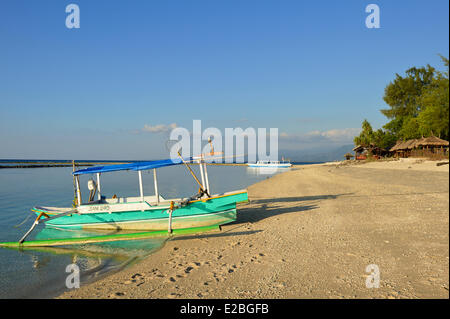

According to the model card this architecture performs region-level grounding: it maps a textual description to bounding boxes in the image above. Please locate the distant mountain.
[280,144,354,162]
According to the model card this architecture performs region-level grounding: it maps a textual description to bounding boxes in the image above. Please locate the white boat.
[247,160,292,168]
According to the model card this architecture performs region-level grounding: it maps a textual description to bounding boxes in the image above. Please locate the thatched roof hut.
[390,140,409,151]
[344,153,354,160]
[352,145,365,152]
[390,136,449,158]
[352,144,387,159]
[404,139,419,150]
[389,140,403,152]
[391,139,419,151]
[409,137,426,149]
[414,136,449,148]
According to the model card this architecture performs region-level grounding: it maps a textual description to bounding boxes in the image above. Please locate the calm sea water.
[0,164,288,298]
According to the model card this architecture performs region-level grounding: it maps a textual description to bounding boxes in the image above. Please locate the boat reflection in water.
[17,227,167,296]
[246,167,292,176]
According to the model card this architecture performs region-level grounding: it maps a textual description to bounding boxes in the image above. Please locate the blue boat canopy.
[73,157,192,176]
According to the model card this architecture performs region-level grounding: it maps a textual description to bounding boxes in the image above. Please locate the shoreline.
[0,161,324,169]
[58,159,448,299]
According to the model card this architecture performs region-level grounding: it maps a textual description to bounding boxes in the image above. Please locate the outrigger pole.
[18,209,78,244]
[2,226,222,248]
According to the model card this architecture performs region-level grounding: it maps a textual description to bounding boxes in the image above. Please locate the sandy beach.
[59,159,449,299]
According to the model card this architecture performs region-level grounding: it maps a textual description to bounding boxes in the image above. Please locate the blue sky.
[0,0,448,159]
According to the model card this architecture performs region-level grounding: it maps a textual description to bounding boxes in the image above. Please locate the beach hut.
[390,136,449,158]
[390,140,406,157]
[353,144,388,160]
[402,139,419,157]
[415,135,449,148]
[389,140,403,154]
[344,153,354,161]
[369,145,388,158]
[413,135,449,156]
[390,139,419,157]
[353,145,367,160]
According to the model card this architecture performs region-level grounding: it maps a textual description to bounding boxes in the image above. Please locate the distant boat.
[247,160,292,168]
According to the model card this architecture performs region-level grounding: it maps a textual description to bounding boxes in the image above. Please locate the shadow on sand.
[171,229,263,241]
[173,193,352,241]
[235,193,353,224]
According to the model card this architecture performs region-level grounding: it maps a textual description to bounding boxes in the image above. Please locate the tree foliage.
[354,56,449,149]
[354,120,396,149]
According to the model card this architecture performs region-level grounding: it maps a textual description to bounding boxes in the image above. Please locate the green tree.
[354,119,374,147]
[381,65,436,139]
[354,121,397,150]
[372,128,397,150]
[417,57,449,139]
[354,56,449,150]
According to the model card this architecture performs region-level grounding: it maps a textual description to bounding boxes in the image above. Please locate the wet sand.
[59,159,449,299]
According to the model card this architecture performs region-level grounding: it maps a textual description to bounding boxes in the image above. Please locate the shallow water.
[0,164,287,298]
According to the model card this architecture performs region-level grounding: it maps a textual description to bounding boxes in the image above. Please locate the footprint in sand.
[148,268,165,279]
[211,272,225,282]
[197,291,210,298]
[182,261,202,274]
[128,273,146,285]
[230,241,241,248]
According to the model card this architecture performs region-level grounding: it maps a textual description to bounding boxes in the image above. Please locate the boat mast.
[75,176,82,206]
[153,168,159,204]
[138,170,144,202]
[198,156,206,194]
[73,159,82,206]
[96,173,101,200]
[203,161,210,195]
[203,138,213,195]
[72,160,77,206]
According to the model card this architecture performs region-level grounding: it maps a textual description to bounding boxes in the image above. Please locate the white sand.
[59,160,449,299]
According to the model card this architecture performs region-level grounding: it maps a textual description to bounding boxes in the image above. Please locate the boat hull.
[33,190,247,231]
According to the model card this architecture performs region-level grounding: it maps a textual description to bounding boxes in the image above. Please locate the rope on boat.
[13,212,34,228]
[176,150,208,194]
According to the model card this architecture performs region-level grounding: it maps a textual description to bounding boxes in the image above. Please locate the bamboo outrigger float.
[1,152,248,248]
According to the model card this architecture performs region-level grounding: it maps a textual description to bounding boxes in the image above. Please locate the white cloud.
[306,128,361,142]
[280,128,361,143]
[142,123,178,133]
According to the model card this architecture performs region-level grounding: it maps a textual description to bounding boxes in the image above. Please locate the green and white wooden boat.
[17,155,248,244]
[32,189,247,231]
